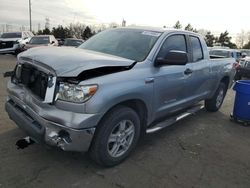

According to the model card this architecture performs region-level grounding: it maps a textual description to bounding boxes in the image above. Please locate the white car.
[0,31,34,55]
[24,35,58,50]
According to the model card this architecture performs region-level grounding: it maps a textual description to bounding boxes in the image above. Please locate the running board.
[146,104,204,134]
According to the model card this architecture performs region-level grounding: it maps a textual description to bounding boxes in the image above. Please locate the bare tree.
[68,23,86,39]
[236,30,248,49]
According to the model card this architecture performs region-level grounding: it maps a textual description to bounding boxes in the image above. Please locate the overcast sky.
[1,0,250,35]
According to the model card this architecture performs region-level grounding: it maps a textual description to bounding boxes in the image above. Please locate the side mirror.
[25,41,29,44]
[155,50,188,66]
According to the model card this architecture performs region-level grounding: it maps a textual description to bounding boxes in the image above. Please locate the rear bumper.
[5,98,95,152]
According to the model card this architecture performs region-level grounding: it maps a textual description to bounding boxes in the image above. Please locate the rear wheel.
[205,82,226,112]
[89,106,140,166]
[234,73,242,81]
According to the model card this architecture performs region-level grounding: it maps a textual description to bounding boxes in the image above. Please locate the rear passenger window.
[190,36,203,62]
[157,34,187,59]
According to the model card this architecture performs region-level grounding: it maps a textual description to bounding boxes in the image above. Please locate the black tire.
[205,82,226,112]
[234,73,241,81]
[89,105,140,167]
[14,49,21,56]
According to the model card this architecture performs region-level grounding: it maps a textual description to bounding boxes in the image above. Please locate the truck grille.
[14,64,48,100]
[0,41,14,49]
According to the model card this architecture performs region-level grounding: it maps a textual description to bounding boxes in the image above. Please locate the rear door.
[184,35,212,103]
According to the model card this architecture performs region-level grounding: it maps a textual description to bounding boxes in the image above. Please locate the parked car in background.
[0,31,33,55]
[56,38,65,46]
[209,48,242,62]
[234,57,250,80]
[240,49,250,57]
[24,35,58,50]
[62,38,84,47]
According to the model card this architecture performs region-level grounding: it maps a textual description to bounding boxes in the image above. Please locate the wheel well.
[101,99,148,134]
[221,76,230,89]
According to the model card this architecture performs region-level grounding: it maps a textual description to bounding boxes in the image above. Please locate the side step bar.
[146,104,204,134]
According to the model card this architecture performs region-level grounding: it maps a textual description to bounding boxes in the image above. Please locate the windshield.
[79,29,162,62]
[29,36,49,44]
[1,32,21,38]
[209,50,231,58]
[64,39,83,46]
[241,50,250,56]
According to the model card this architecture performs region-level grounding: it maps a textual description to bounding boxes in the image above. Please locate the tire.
[89,105,141,167]
[14,49,21,56]
[234,73,241,81]
[205,82,226,112]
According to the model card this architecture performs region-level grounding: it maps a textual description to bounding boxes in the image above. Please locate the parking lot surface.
[0,54,250,188]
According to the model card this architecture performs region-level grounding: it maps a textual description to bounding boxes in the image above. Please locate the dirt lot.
[0,54,250,188]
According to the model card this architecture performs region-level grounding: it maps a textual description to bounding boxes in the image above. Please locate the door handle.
[184,68,193,75]
[145,77,154,84]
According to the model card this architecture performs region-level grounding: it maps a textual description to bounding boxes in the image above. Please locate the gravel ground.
[0,54,250,188]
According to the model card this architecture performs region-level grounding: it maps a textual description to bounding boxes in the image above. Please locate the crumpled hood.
[19,46,135,77]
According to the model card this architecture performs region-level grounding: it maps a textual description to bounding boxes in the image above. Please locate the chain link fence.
[0,24,30,35]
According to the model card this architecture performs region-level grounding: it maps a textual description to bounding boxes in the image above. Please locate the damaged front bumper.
[5,96,96,152]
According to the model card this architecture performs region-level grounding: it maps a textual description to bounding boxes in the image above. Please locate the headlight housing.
[57,83,98,103]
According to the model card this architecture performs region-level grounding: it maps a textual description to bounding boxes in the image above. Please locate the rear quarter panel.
[208,57,235,97]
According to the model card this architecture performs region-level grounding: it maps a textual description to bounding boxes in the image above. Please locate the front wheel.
[205,82,226,112]
[89,106,140,166]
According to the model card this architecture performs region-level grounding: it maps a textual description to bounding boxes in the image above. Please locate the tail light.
[233,62,240,69]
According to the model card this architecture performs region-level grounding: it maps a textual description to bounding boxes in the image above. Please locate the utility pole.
[122,19,126,27]
[45,18,50,30]
[29,0,32,31]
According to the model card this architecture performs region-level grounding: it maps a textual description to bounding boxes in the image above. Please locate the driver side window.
[157,34,187,59]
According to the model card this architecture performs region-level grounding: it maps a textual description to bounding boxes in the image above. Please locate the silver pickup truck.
[5,27,235,166]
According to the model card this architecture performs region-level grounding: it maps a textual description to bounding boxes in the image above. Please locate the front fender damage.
[60,62,137,83]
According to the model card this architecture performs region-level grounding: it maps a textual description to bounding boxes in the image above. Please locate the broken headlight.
[57,83,98,103]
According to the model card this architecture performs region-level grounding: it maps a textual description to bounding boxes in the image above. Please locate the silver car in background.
[209,48,242,62]
[24,35,58,50]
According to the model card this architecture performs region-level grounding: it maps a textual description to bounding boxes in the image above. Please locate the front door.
[153,34,191,120]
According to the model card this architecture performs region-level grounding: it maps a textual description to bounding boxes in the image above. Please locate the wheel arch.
[221,76,230,89]
[97,99,148,135]
[208,75,230,99]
